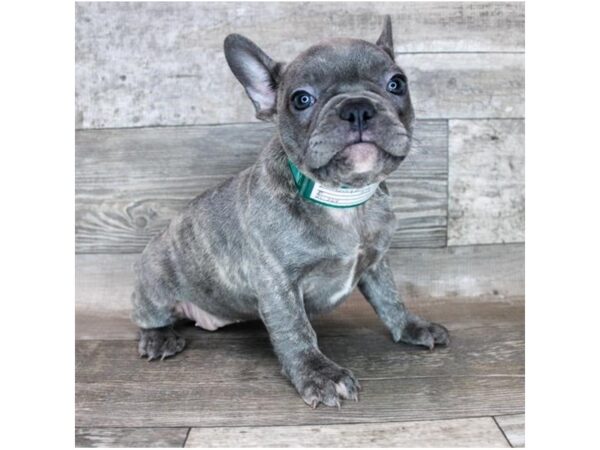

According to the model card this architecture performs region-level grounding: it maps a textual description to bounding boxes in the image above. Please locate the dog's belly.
[174,301,242,331]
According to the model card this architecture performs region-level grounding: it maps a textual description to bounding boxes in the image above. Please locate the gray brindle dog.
[131,16,449,408]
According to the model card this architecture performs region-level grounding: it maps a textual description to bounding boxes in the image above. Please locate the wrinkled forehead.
[281,39,396,92]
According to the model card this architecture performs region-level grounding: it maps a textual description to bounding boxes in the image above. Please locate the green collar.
[287,160,379,208]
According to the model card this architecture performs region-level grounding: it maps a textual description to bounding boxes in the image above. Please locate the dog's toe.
[428,322,450,346]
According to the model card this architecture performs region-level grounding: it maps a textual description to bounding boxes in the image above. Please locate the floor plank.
[76,298,523,427]
[185,417,510,447]
[77,374,523,429]
[495,414,525,447]
[75,427,188,448]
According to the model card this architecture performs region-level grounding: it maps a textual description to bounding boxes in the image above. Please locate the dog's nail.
[335,399,341,409]
[310,399,319,409]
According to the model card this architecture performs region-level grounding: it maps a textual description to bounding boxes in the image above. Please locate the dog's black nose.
[339,99,377,132]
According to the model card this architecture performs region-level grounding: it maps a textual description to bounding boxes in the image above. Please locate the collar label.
[288,160,379,208]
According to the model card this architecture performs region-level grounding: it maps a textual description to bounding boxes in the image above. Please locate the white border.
[4,0,600,448]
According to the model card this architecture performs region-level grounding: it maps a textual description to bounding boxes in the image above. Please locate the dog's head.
[224,16,414,188]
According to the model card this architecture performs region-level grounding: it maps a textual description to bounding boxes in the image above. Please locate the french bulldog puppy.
[131,16,449,408]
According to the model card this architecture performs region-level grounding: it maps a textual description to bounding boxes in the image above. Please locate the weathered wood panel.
[185,417,510,447]
[75,427,188,448]
[448,119,525,245]
[76,2,524,128]
[403,53,524,119]
[495,414,525,448]
[388,243,525,301]
[76,121,447,253]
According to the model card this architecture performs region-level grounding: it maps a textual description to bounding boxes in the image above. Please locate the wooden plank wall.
[76,120,447,253]
[75,2,524,128]
[75,2,525,250]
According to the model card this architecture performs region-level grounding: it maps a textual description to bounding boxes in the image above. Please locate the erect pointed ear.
[376,15,394,60]
[224,33,283,121]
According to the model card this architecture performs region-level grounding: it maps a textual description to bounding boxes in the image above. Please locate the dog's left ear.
[224,33,283,121]
[376,15,394,60]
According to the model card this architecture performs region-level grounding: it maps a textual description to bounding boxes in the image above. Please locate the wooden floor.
[75,250,524,448]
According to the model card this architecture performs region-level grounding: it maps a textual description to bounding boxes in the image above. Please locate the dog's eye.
[386,75,407,96]
[291,91,316,110]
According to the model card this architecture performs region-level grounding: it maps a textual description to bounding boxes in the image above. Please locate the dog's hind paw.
[138,326,186,361]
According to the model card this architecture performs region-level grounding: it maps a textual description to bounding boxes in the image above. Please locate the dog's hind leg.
[131,283,186,361]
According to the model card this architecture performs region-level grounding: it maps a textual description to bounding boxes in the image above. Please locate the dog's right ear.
[224,34,283,121]
[376,15,394,60]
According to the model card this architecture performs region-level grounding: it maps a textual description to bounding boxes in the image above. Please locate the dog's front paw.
[399,316,450,350]
[294,355,361,409]
[138,326,186,361]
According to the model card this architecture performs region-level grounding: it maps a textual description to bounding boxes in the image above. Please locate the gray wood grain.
[76,121,447,253]
[76,374,523,428]
[495,414,525,447]
[76,244,524,339]
[185,417,510,447]
[75,427,188,448]
[448,120,525,245]
[77,368,523,428]
[404,53,524,119]
[76,295,523,427]
[76,2,524,128]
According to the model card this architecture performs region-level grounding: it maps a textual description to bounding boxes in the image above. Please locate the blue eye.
[387,75,407,95]
[291,91,316,110]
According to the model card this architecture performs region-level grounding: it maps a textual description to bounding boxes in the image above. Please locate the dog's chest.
[294,196,394,314]
[301,213,387,314]
[301,244,379,314]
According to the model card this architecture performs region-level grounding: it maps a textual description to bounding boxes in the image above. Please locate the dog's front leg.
[358,257,450,349]
[258,287,361,408]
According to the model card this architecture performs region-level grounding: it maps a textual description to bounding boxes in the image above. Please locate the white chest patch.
[327,208,357,226]
[328,256,358,305]
[174,301,238,331]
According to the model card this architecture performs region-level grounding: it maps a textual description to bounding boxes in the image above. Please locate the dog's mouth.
[337,142,381,174]
[303,140,407,189]
[334,140,406,171]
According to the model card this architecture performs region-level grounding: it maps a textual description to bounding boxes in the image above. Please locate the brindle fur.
[131,16,449,408]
